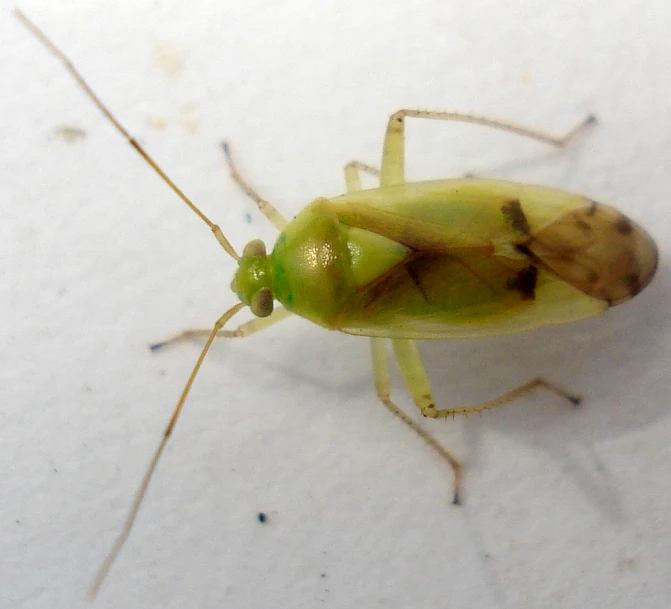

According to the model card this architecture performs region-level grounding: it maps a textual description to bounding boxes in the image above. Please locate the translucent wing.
[324,178,654,339]
[338,251,607,339]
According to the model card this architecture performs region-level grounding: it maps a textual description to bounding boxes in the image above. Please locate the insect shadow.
[421,272,666,520]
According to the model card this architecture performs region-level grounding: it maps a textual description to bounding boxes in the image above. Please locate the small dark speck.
[320,573,327,578]
[616,217,634,236]
[159,369,167,377]
[82,384,92,393]
[244,212,253,224]
[15,520,21,524]
[617,556,638,573]
[257,512,267,523]
[506,265,537,300]
[58,287,68,296]
[53,468,59,473]
[53,125,86,143]
[483,553,491,559]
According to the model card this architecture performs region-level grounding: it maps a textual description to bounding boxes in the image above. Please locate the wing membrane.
[326,180,607,338]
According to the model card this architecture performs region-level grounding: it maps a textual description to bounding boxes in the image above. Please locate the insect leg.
[380,108,597,186]
[220,142,288,230]
[150,306,292,350]
[371,338,462,504]
[346,153,462,501]
[344,160,380,191]
[345,148,461,501]
[392,338,581,419]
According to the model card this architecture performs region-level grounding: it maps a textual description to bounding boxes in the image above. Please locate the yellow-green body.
[233,178,657,340]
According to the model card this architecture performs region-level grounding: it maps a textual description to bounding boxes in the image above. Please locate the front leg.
[220,141,288,231]
[150,306,292,350]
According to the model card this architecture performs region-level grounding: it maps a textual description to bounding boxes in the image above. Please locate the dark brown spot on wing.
[515,243,535,259]
[506,265,538,300]
[616,217,634,235]
[575,219,592,233]
[501,199,530,234]
[624,272,641,288]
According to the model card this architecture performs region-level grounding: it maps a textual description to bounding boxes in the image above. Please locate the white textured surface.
[2,2,670,608]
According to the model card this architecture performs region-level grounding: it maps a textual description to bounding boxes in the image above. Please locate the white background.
[2,1,670,608]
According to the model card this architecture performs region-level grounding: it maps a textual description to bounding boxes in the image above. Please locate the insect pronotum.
[14,8,658,598]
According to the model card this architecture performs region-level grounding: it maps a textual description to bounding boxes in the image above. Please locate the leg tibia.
[370,338,462,504]
[391,337,580,419]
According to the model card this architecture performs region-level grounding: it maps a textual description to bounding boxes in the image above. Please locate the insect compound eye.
[250,288,274,318]
[242,239,267,258]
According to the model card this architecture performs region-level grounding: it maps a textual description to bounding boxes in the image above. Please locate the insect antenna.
[13,8,239,260]
[13,8,250,597]
[88,301,245,598]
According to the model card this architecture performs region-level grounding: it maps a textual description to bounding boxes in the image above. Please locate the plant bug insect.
[14,8,658,599]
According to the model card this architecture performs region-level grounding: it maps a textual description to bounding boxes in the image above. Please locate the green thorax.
[231,198,408,328]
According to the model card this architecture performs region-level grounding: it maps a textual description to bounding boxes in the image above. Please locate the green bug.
[15,9,658,598]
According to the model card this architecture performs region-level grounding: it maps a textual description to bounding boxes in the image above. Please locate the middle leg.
[344,160,381,191]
